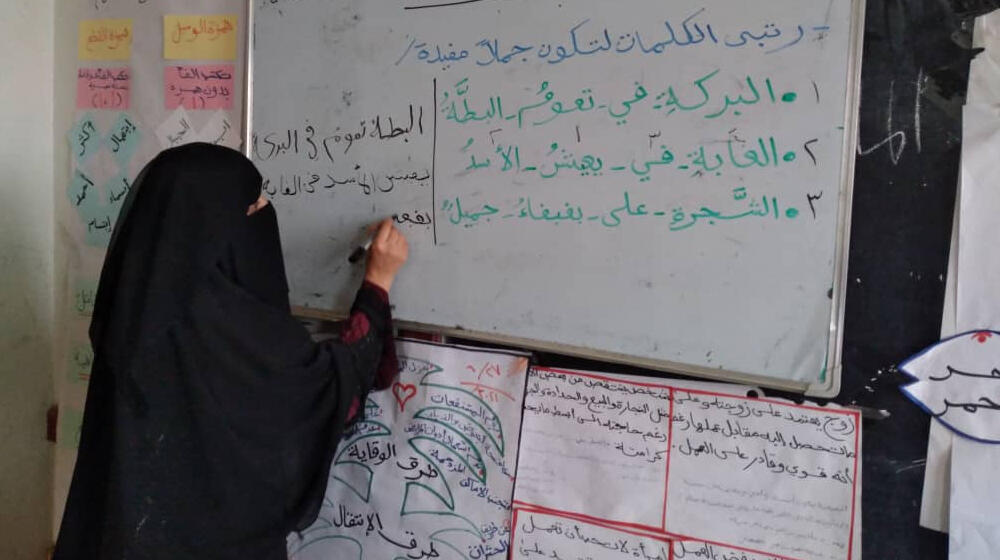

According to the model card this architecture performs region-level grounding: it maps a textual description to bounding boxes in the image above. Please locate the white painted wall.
[0,1,56,558]
[51,0,87,538]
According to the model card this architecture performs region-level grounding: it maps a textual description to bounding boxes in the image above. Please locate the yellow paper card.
[163,14,239,60]
[78,19,133,61]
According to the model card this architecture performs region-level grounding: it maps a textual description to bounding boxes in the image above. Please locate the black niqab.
[55,144,378,559]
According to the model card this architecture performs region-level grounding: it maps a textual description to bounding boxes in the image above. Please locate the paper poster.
[510,508,672,560]
[920,421,954,533]
[287,340,529,560]
[950,436,1000,559]
[76,67,131,110]
[67,114,101,166]
[66,169,131,247]
[514,367,861,560]
[164,64,235,110]
[957,105,1000,329]
[197,110,238,147]
[673,541,783,560]
[917,7,1000,532]
[78,19,132,60]
[515,368,673,530]
[163,14,238,60]
[71,278,99,318]
[155,107,196,149]
[665,389,859,560]
[58,407,86,450]
[104,112,142,168]
[901,330,1000,443]
[66,341,94,386]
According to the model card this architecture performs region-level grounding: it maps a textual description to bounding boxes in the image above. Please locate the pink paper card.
[164,64,235,111]
[76,67,131,110]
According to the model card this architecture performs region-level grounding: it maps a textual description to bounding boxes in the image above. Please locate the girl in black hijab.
[54,143,408,559]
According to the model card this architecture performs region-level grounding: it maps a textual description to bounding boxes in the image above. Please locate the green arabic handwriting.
[462,134,796,182]
[439,71,798,129]
[440,188,800,231]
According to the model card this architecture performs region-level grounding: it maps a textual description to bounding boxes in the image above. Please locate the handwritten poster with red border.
[514,367,861,560]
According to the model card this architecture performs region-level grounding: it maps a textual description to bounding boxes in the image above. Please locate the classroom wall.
[0,1,56,557]
[51,0,87,538]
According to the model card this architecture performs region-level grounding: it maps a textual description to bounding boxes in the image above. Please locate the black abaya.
[54,143,392,559]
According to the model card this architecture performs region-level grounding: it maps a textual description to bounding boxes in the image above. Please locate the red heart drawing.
[973,331,993,344]
[392,382,417,412]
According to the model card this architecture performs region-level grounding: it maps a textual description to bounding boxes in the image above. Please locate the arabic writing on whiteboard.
[441,188,799,233]
[440,73,802,128]
[251,0,855,385]
[460,134,803,181]
[396,9,830,69]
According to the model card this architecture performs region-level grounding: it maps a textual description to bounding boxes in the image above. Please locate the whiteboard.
[249,0,864,396]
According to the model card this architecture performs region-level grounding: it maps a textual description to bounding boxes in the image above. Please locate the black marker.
[348,215,397,263]
[347,239,372,264]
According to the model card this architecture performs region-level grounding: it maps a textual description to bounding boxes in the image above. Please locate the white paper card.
[901,331,1000,443]
[154,106,195,149]
[197,110,238,148]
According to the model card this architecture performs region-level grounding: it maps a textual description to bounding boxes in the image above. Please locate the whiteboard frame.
[244,0,867,397]
[241,0,254,153]
[818,0,866,397]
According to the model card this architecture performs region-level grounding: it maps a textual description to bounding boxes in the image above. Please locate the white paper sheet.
[287,340,529,560]
[510,508,672,560]
[973,8,1000,51]
[967,52,1000,107]
[968,8,1000,109]
[514,368,675,530]
[918,6,1000,538]
[917,175,960,533]
[920,421,954,533]
[900,331,1000,443]
[514,368,750,529]
[850,427,862,560]
[196,110,238,148]
[942,184,960,341]
[513,367,861,560]
[949,436,1000,559]
[903,325,999,549]
[956,105,1000,330]
[665,391,859,560]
